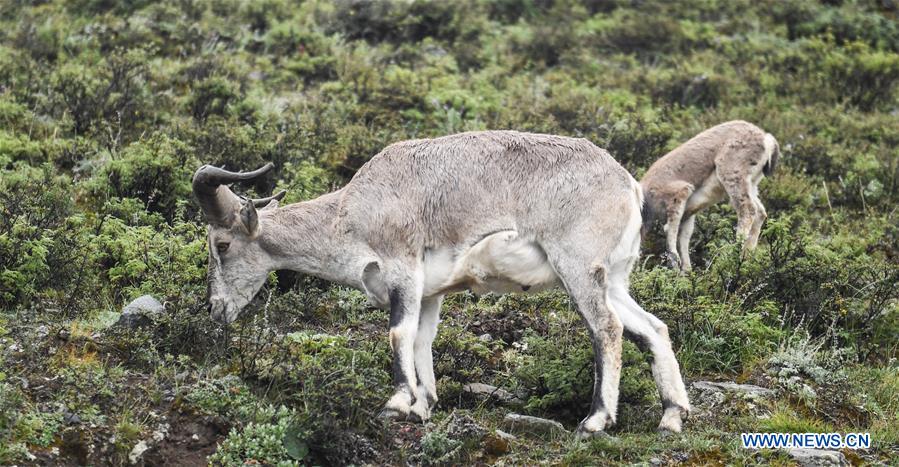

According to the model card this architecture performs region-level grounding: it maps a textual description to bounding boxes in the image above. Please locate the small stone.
[692,381,775,396]
[116,295,164,329]
[787,448,849,467]
[63,409,81,425]
[483,431,512,456]
[191,434,200,441]
[502,413,566,437]
[445,412,486,443]
[478,333,493,342]
[36,325,49,337]
[129,440,150,464]
[463,383,522,405]
[151,423,169,442]
[649,457,663,466]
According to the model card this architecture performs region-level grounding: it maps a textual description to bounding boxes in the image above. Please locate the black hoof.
[406,410,426,423]
[664,252,682,270]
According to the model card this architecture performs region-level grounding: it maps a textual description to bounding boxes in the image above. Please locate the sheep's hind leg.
[544,240,623,438]
[610,283,690,432]
[716,141,768,253]
[677,215,695,272]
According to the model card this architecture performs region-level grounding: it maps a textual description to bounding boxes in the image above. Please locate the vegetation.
[0,0,897,464]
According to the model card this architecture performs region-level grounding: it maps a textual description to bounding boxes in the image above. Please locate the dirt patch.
[141,412,229,466]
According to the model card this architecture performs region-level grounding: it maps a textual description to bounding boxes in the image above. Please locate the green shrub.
[584,10,714,58]
[822,41,899,110]
[187,77,241,122]
[45,48,152,139]
[777,1,899,51]
[208,408,306,467]
[0,164,79,309]
[81,134,196,220]
[0,382,30,464]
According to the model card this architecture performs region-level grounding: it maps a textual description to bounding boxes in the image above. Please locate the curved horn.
[252,190,287,208]
[193,163,274,224]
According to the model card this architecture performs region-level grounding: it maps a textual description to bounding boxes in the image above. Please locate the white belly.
[422,231,560,297]
[686,172,726,215]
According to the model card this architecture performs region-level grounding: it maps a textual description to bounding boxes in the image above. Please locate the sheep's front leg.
[409,295,442,422]
[662,182,694,272]
[379,280,422,421]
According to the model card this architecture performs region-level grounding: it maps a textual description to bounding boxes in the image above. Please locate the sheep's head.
[193,163,285,324]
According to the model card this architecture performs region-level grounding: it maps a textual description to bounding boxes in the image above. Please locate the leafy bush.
[821,41,899,110]
[81,134,196,219]
[584,9,714,58]
[0,164,78,309]
[0,382,30,464]
[45,48,151,140]
[208,409,305,467]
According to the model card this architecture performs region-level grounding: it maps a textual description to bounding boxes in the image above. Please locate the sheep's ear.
[261,199,279,211]
[239,199,258,234]
[253,190,287,210]
[362,261,389,308]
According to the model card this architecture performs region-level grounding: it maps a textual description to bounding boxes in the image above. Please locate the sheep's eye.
[216,242,230,254]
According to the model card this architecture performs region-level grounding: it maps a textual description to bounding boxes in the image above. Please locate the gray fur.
[196,130,691,435]
[641,121,780,272]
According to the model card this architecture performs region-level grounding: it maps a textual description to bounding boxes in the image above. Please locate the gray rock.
[36,325,49,338]
[463,383,522,405]
[478,333,493,342]
[787,448,849,467]
[502,413,566,437]
[63,409,81,425]
[421,44,448,57]
[129,440,150,464]
[494,429,517,442]
[445,412,486,443]
[693,381,775,396]
[116,295,164,328]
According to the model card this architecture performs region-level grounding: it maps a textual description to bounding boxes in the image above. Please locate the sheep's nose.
[209,297,227,323]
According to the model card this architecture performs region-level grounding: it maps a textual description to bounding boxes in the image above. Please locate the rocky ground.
[1,292,895,466]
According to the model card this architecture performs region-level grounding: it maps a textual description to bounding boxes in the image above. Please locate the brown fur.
[641,121,780,271]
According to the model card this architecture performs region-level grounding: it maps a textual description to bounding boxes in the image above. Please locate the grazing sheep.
[193,131,691,437]
[641,121,780,271]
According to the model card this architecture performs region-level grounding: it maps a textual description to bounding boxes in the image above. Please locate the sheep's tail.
[763,133,780,177]
[639,182,655,237]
